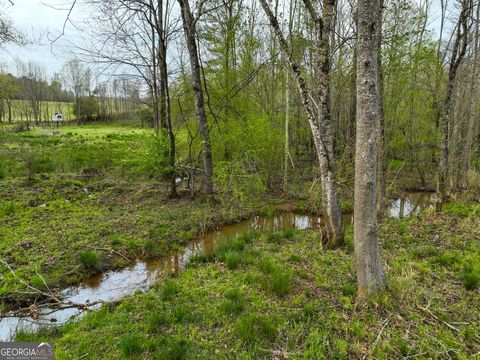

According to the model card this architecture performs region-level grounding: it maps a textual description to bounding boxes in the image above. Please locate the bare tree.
[63,59,91,125]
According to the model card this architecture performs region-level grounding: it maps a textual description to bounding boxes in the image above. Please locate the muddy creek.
[0,191,436,340]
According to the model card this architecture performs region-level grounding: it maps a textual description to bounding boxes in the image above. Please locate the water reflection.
[387,192,436,219]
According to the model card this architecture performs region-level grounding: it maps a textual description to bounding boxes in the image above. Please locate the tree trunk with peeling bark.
[178,0,214,194]
[316,0,344,248]
[259,0,344,247]
[354,0,386,297]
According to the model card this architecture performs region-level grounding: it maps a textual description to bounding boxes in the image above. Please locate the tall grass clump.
[79,250,101,271]
[236,313,279,345]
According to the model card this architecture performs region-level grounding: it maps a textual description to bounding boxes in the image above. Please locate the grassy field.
[17,203,480,359]
[0,124,280,310]
[1,100,76,123]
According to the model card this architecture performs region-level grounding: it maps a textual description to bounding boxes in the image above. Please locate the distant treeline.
[0,70,142,124]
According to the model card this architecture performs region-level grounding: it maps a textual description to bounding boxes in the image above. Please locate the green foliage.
[0,201,15,216]
[220,288,246,315]
[223,251,242,270]
[119,335,143,357]
[443,203,480,217]
[461,262,480,291]
[136,104,153,125]
[270,266,293,296]
[141,131,174,178]
[161,279,180,301]
[266,229,296,243]
[78,250,101,270]
[72,96,98,120]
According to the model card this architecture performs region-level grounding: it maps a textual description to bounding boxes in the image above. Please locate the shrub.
[141,131,174,178]
[78,250,101,270]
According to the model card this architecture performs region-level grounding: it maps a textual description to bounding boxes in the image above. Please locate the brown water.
[0,191,435,340]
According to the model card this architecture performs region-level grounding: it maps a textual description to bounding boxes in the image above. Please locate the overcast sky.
[2,0,89,77]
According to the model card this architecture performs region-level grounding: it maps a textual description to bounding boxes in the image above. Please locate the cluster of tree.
[73,0,479,295]
[0,59,142,124]
[4,0,477,295]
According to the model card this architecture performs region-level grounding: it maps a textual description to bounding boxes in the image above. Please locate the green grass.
[19,208,480,358]
[0,125,278,309]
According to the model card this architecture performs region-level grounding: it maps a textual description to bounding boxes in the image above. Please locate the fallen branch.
[363,313,392,360]
[417,305,460,332]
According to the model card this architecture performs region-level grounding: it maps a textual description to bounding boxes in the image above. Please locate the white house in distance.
[52,113,63,122]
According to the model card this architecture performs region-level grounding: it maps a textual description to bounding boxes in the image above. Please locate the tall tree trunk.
[178,0,214,194]
[157,0,177,198]
[76,94,80,125]
[260,0,344,247]
[437,0,472,210]
[283,68,290,192]
[354,0,386,297]
[376,0,387,218]
[316,0,344,248]
[461,3,480,188]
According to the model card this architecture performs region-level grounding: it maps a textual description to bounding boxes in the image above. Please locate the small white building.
[52,113,63,122]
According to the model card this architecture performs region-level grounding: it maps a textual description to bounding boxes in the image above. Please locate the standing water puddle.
[0,191,435,340]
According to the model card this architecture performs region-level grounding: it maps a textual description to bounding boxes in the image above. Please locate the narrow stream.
[0,191,435,340]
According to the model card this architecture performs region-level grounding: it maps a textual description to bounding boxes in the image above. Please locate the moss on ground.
[18,208,480,359]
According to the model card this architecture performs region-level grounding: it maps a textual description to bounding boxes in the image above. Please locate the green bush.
[72,96,98,120]
[141,131,174,178]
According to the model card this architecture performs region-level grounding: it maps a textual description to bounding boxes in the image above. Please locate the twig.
[84,245,132,264]
[417,305,460,332]
[363,313,392,360]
